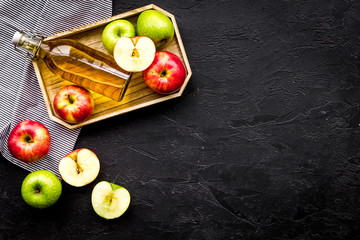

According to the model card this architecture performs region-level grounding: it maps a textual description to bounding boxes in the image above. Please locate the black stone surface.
[1,0,360,239]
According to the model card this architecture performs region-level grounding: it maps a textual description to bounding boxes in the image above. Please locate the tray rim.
[32,4,192,130]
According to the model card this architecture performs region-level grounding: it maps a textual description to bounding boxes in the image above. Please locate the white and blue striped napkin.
[0,0,112,177]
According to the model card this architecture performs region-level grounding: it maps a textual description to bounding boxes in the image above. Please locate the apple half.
[113,36,156,72]
[58,148,100,187]
[91,181,131,219]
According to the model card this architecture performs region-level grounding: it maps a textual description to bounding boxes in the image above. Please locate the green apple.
[136,10,174,49]
[91,181,131,219]
[21,170,62,209]
[102,19,136,54]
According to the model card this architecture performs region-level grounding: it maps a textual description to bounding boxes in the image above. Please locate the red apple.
[7,120,51,163]
[142,51,186,94]
[53,85,94,124]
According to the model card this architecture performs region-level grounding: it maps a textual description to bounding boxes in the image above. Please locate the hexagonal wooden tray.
[33,4,192,129]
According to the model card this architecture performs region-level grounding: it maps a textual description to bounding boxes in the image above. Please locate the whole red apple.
[7,120,51,163]
[53,85,94,124]
[142,51,186,94]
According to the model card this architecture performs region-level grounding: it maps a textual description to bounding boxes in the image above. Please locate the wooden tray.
[33,4,192,129]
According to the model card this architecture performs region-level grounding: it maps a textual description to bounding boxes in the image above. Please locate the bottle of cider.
[12,30,131,102]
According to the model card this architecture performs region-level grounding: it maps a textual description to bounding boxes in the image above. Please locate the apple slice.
[91,181,131,219]
[113,36,156,72]
[58,148,100,187]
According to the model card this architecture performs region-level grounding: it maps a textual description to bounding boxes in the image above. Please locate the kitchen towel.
[0,0,112,177]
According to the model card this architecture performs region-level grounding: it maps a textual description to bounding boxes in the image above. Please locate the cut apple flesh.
[59,149,100,187]
[113,36,156,72]
[91,181,131,219]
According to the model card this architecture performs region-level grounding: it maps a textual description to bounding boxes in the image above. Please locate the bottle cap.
[12,31,23,46]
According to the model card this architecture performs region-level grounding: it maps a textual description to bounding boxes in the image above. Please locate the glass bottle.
[12,30,132,102]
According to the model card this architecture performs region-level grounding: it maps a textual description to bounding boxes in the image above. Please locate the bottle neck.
[12,31,45,60]
[18,35,40,54]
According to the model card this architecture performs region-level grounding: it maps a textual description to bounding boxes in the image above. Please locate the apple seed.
[76,163,83,174]
[105,193,115,205]
[74,157,83,174]
[132,49,140,58]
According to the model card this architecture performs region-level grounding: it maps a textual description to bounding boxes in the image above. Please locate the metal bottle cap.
[12,30,44,60]
[11,31,23,46]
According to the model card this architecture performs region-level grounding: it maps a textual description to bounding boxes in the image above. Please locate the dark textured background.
[1,0,360,239]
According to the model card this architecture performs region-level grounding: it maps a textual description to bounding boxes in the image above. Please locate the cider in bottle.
[12,30,132,102]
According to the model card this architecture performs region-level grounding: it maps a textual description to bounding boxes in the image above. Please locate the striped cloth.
[0,0,112,177]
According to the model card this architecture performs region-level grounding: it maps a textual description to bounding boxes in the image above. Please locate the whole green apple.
[102,19,136,54]
[21,170,62,209]
[136,10,174,49]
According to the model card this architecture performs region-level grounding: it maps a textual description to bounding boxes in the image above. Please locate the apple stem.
[67,94,74,104]
[24,135,34,143]
[160,70,167,78]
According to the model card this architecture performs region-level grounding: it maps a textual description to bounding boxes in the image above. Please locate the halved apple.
[113,36,156,72]
[58,148,100,187]
[91,181,131,219]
